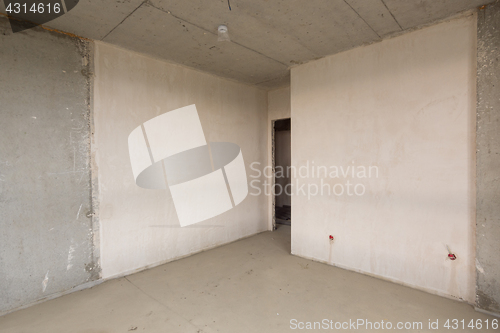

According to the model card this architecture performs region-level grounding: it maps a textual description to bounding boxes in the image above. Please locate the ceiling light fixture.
[218,25,230,42]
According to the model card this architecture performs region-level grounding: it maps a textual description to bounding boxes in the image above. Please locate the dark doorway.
[273,118,291,227]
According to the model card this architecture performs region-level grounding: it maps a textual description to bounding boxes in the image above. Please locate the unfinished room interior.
[1,0,500,331]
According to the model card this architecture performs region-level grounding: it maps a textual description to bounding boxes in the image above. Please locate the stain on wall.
[0,17,100,314]
[476,0,500,315]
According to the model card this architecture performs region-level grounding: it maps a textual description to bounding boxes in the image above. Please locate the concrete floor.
[0,226,497,332]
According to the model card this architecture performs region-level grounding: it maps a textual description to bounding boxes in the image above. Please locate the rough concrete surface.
[383,0,494,29]
[476,0,500,315]
[0,226,497,332]
[0,0,494,89]
[0,17,99,314]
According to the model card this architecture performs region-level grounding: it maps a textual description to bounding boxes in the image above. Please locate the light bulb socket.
[217,25,230,42]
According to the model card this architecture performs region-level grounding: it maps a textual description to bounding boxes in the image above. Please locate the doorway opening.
[273,118,291,229]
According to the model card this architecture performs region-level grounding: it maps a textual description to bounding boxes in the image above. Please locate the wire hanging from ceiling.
[228,0,232,11]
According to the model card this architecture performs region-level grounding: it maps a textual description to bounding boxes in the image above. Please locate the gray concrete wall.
[476,1,500,315]
[0,17,99,314]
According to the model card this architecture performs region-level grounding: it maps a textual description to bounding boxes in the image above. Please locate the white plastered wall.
[290,15,477,302]
[94,42,268,279]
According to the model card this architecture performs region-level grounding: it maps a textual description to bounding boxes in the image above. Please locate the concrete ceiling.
[1,0,493,89]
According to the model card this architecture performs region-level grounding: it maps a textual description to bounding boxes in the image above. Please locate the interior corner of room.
[1,0,500,331]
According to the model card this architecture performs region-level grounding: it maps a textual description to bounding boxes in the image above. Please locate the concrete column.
[0,18,99,314]
[476,0,500,315]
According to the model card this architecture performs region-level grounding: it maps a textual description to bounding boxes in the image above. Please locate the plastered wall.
[290,15,477,302]
[93,42,268,279]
